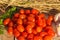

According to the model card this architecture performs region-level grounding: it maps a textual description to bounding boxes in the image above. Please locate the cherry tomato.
[8,27,13,35]
[27,38,33,40]
[14,13,19,18]
[28,34,34,39]
[19,9,24,14]
[36,26,42,33]
[18,36,25,40]
[23,19,27,25]
[40,32,47,37]
[19,14,26,19]
[31,9,39,15]
[13,29,20,38]
[25,10,30,14]
[26,25,32,33]
[34,36,42,40]
[3,18,11,25]
[8,21,13,27]
[44,35,52,40]
[17,25,24,32]
[29,14,35,17]
[22,32,28,38]
[47,19,52,25]
[28,16,35,22]
[32,29,37,34]
[17,19,22,25]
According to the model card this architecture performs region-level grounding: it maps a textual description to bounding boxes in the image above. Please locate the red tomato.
[28,16,35,22]
[14,13,19,18]
[47,19,52,25]
[22,32,28,38]
[17,25,24,32]
[32,29,37,34]
[29,14,35,17]
[19,14,26,19]
[25,10,30,14]
[36,26,42,33]
[17,19,22,25]
[40,32,48,37]
[8,21,13,27]
[27,38,33,40]
[34,36,42,40]
[31,9,39,15]
[44,35,52,40]
[13,29,20,38]
[28,34,34,39]
[3,18,11,25]
[18,36,25,40]
[26,25,32,33]
[19,9,24,14]
[8,27,13,35]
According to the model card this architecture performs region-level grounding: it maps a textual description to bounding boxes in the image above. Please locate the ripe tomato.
[34,36,42,40]
[47,19,52,25]
[44,35,52,40]
[32,29,37,34]
[40,32,47,37]
[22,32,28,38]
[25,10,30,14]
[17,19,22,25]
[14,13,19,18]
[36,26,42,33]
[28,34,34,39]
[13,29,20,38]
[26,25,32,33]
[8,27,13,35]
[8,21,13,27]
[19,9,24,14]
[27,38,33,40]
[18,36,25,40]
[17,25,24,32]
[31,9,39,15]
[19,14,26,19]
[27,16,35,22]
[29,14,35,17]
[3,18,11,25]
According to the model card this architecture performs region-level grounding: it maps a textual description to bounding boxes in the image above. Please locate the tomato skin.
[29,14,35,17]
[13,29,20,38]
[17,19,22,25]
[32,29,37,34]
[8,21,13,27]
[19,9,25,14]
[31,9,39,15]
[34,36,42,40]
[44,35,52,40]
[19,14,26,19]
[36,26,42,33]
[28,34,34,39]
[3,18,11,25]
[40,32,47,37]
[18,36,25,40]
[22,32,28,38]
[17,25,24,32]
[25,10,30,14]
[14,13,19,18]
[8,27,13,35]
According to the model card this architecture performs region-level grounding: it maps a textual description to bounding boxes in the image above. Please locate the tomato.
[8,21,13,27]
[44,35,52,40]
[13,29,20,38]
[23,19,27,25]
[8,27,13,35]
[3,18,11,25]
[27,38,33,40]
[26,25,32,33]
[17,25,24,32]
[32,29,37,34]
[29,14,35,17]
[28,34,34,39]
[40,32,47,37]
[27,16,35,22]
[47,19,52,25]
[19,14,26,19]
[19,9,24,14]
[17,19,22,25]
[14,13,19,18]
[18,36,25,40]
[31,9,39,15]
[36,26,42,33]
[34,36,42,40]
[25,10,30,14]
[22,32,28,38]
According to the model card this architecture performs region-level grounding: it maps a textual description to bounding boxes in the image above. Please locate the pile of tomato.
[3,8,55,40]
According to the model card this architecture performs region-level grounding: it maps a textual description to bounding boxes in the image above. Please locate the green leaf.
[0,30,4,34]
[0,19,3,25]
